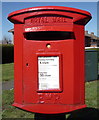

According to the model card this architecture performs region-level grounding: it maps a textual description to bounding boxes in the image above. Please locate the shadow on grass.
[1,107,99,120]
[67,107,99,120]
[34,107,99,120]
[98,75,99,80]
[34,113,66,120]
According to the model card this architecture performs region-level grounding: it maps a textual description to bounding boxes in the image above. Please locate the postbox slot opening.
[24,31,75,40]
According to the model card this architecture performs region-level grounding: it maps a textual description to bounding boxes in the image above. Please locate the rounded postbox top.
[8,6,92,32]
[8,6,92,23]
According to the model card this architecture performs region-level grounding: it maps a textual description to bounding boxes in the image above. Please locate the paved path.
[2,80,14,90]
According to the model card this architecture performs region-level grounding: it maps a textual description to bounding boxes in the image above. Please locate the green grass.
[2,63,14,82]
[2,90,34,118]
[2,80,98,118]
[85,80,98,108]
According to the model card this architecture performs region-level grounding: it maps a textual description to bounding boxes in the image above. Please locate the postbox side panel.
[73,24,85,104]
[14,24,24,104]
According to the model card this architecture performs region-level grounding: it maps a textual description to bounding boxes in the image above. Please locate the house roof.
[85,31,99,40]
[8,28,14,33]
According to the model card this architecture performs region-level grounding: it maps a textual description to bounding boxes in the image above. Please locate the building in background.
[85,31,99,47]
[8,28,14,44]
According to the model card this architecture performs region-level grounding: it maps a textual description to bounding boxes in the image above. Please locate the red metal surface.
[8,6,92,114]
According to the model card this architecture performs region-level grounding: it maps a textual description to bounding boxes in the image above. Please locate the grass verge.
[85,80,98,108]
[2,63,14,82]
[2,89,34,118]
[2,80,98,118]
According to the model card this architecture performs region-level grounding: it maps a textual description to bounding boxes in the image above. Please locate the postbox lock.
[26,63,29,66]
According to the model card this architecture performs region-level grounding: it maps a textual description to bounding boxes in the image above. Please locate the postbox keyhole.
[26,63,29,66]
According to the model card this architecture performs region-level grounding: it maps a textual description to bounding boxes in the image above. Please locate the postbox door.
[22,30,76,105]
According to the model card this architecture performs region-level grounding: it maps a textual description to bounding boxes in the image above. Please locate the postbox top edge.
[8,6,91,18]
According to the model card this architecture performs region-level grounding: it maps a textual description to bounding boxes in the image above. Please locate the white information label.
[38,56,59,90]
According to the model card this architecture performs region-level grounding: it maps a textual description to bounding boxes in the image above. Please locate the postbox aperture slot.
[24,31,75,40]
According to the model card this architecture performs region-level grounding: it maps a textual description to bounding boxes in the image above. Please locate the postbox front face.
[8,6,91,114]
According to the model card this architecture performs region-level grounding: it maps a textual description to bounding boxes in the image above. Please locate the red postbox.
[8,6,92,114]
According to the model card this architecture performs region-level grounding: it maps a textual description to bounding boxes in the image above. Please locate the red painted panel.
[14,24,24,104]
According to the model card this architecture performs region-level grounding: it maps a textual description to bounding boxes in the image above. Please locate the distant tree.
[2,36,12,44]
